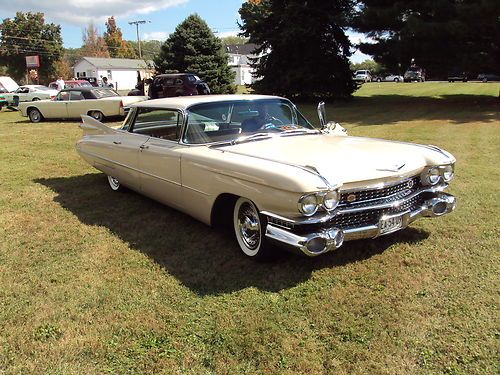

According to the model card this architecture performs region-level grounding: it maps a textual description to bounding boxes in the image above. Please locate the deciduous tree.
[353,0,500,77]
[82,23,110,58]
[104,17,137,59]
[239,0,357,100]
[155,14,235,94]
[0,12,63,82]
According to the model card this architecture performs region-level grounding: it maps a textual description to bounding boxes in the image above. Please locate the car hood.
[218,134,454,188]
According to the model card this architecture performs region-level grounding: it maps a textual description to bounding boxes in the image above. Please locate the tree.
[239,0,357,100]
[82,23,109,58]
[155,14,235,94]
[53,58,73,79]
[104,17,137,58]
[128,40,162,60]
[0,12,63,82]
[350,59,382,74]
[221,35,249,45]
[353,0,500,78]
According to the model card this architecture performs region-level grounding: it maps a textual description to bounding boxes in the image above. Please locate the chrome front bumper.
[265,192,456,257]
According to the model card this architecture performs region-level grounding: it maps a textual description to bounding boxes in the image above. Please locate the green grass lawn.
[0,83,499,374]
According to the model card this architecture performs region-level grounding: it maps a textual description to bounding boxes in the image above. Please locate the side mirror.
[317,101,326,128]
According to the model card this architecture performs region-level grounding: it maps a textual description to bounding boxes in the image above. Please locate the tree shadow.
[35,173,430,296]
[299,94,499,127]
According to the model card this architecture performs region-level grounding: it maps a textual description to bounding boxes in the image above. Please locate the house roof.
[78,57,154,70]
[225,43,259,56]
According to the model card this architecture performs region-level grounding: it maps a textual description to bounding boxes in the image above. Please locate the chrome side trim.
[261,184,448,225]
[78,149,181,187]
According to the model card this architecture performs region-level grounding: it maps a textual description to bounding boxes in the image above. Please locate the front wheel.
[233,197,271,259]
[28,108,43,123]
[394,78,399,82]
[107,175,121,191]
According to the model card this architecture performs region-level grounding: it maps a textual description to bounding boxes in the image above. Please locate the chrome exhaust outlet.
[422,193,456,217]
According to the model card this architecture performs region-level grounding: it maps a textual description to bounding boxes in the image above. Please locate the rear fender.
[80,114,116,136]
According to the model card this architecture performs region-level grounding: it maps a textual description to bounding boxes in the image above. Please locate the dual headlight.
[422,164,454,185]
[298,190,339,216]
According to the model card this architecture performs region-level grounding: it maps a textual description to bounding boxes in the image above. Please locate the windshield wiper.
[279,128,320,136]
[231,132,273,145]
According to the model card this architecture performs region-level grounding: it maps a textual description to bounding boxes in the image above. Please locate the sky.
[0,0,371,63]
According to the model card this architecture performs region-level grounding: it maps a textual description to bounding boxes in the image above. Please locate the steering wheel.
[258,115,284,130]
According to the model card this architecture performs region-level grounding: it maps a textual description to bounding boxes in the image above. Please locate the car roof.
[131,94,285,110]
[59,87,113,92]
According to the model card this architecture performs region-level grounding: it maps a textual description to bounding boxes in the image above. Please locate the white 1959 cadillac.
[76,95,456,259]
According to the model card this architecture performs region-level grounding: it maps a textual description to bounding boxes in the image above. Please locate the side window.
[57,92,70,101]
[132,108,182,141]
[175,79,183,85]
[165,78,174,85]
[69,91,84,101]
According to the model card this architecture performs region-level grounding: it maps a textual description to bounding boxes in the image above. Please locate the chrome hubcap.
[108,176,120,190]
[31,111,39,121]
[237,203,260,250]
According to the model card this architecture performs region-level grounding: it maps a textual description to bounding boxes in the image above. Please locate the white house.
[73,57,154,91]
[225,44,261,85]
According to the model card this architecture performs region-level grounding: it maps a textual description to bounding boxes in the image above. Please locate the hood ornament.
[376,163,406,172]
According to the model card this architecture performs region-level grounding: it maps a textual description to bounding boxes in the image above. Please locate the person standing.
[56,77,65,91]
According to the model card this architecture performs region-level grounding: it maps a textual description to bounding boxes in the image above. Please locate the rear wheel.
[233,197,271,259]
[376,78,381,82]
[107,175,121,191]
[394,78,399,82]
[89,110,104,122]
[28,108,43,123]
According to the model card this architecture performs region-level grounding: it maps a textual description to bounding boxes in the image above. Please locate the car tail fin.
[80,115,115,136]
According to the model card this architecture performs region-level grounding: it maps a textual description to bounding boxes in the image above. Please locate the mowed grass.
[0,83,499,374]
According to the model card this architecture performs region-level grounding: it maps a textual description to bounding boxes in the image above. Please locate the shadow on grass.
[36,173,430,296]
[299,94,499,127]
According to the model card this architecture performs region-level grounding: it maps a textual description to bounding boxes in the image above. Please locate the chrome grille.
[340,177,420,206]
[328,195,424,230]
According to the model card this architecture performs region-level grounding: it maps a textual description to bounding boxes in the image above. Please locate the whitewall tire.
[233,197,271,259]
[107,175,121,191]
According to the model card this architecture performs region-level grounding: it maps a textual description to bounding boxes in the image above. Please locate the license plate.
[379,214,403,234]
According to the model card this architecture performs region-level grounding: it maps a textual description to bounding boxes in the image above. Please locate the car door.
[130,107,184,209]
[47,91,70,118]
[65,90,88,118]
[90,109,146,190]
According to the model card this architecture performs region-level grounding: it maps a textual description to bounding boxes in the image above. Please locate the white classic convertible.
[3,85,59,105]
[19,87,148,123]
[76,95,456,259]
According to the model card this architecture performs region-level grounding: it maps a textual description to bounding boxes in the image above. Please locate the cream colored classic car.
[19,87,148,123]
[76,95,456,259]
[3,85,59,105]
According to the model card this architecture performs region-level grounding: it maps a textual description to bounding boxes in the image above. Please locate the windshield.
[183,99,315,144]
[91,88,119,98]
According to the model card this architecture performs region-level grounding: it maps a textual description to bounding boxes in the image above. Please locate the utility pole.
[129,20,150,59]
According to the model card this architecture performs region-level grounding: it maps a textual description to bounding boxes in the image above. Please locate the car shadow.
[35,173,430,296]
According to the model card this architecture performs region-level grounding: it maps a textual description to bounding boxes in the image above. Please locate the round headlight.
[298,194,319,216]
[323,190,339,210]
[442,165,454,182]
[427,167,441,185]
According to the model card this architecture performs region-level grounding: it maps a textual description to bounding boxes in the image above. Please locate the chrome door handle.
[139,144,149,150]
[113,141,121,144]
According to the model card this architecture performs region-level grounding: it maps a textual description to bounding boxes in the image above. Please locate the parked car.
[404,66,426,82]
[0,76,19,93]
[48,79,93,90]
[76,94,457,259]
[353,70,372,82]
[19,87,148,123]
[148,73,211,99]
[477,73,500,82]
[3,85,59,106]
[447,71,468,82]
[0,94,7,110]
[79,77,99,87]
[374,73,404,82]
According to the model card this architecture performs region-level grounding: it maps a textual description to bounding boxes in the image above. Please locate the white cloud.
[142,31,168,41]
[1,0,189,25]
[346,30,374,63]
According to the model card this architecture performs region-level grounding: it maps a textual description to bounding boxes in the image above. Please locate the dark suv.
[404,66,426,82]
[149,73,210,99]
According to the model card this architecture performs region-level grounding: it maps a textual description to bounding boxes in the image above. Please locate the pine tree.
[239,0,357,100]
[155,14,235,94]
[104,17,137,59]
